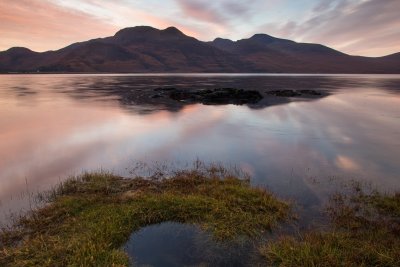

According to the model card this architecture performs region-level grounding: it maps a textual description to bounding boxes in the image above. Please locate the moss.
[259,186,400,267]
[0,166,290,267]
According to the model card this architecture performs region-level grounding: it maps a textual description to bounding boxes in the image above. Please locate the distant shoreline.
[1,72,400,76]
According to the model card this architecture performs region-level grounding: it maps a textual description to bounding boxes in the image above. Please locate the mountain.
[209,34,400,73]
[0,26,399,73]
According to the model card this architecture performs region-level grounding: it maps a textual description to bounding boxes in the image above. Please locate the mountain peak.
[162,26,184,35]
[249,33,295,45]
[250,34,279,43]
[209,38,236,52]
[114,26,158,37]
[4,47,36,55]
[213,37,234,43]
[112,26,188,44]
[112,26,161,44]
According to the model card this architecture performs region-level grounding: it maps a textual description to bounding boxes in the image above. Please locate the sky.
[0,0,399,57]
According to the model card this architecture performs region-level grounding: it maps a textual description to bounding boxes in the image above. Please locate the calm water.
[124,222,255,266]
[1,74,400,225]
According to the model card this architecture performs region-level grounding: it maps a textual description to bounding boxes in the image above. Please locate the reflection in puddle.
[124,222,254,267]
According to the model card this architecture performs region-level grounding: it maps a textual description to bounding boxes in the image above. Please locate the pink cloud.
[0,0,118,51]
[0,0,399,56]
[175,0,225,25]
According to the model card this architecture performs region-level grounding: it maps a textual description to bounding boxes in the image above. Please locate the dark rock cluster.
[266,89,322,97]
[163,88,263,105]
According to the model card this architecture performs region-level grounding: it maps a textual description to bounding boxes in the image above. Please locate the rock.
[267,90,302,97]
[154,87,176,91]
[299,89,321,96]
[266,89,322,97]
[150,94,162,98]
[168,88,263,105]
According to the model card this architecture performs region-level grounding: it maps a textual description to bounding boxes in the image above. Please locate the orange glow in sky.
[0,0,399,57]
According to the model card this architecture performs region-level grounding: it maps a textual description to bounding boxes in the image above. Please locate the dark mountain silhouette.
[209,34,400,73]
[0,26,399,73]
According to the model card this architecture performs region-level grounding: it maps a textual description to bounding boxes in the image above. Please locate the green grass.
[260,185,400,267]
[0,165,290,266]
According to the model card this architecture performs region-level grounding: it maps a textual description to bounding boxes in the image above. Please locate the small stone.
[150,94,162,98]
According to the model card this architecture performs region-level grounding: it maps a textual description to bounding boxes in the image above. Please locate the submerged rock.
[153,87,176,91]
[266,89,321,97]
[299,89,322,96]
[166,88,263,105]
[150,94,162,99]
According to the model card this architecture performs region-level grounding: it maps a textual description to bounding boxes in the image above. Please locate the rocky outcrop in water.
[266,89,322,97]
[165,88,263,105]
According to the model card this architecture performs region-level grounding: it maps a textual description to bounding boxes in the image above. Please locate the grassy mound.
[260,184,400,267]
[0,165,290,266]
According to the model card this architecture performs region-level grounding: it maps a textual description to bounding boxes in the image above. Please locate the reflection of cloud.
[0,97,223,208]
[250,88,400,187]
[335,156,360,171]
[239,162,255,177]
[137,105,226,159]
[2,75,400,224]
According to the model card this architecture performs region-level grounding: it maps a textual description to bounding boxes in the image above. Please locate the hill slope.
[0,26,399,73]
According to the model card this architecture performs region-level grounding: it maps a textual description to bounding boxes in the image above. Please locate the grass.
[0,164,290,266]
[3,164,398,267]
[260,183,400,267]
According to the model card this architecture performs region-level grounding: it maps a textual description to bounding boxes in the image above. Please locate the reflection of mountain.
[1,26,399,73]
[46,75,333,113]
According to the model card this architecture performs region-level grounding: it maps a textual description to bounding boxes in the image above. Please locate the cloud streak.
[0,0,399,56]
[258,0,400,56]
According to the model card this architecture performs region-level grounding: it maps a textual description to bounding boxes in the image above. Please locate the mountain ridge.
[0,26,399,73]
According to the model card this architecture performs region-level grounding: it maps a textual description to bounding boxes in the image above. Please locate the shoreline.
[2,72,400,75]
[1,164,399,266]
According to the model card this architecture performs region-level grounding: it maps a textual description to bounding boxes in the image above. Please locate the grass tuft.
[0,165,290,266]
[259,184,400,267]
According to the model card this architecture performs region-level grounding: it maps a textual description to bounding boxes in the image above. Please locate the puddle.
[124,222,255,266]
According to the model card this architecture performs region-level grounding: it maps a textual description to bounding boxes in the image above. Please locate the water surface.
[124,222,254,266]
[1,74,400,223]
